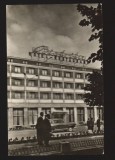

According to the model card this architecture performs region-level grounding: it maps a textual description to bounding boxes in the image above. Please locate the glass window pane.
[13,117,17,125]
[19,116,23,125]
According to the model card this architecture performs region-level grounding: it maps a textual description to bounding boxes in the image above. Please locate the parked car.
[50,119,76,132]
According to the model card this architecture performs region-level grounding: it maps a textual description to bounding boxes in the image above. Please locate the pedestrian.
[43,114,51,146]
[97,117,100,133]
[90,117,94,132]
[87,118,90,130]
[36,112,44,145]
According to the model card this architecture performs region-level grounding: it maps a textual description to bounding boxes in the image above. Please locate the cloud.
[6,4,101,68]
[7,34,18,54]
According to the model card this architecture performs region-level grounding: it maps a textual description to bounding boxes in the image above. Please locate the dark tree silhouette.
[77,3,103,68]
[77,3,104,121]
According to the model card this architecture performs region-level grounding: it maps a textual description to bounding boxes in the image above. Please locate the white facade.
[7,56,103,129]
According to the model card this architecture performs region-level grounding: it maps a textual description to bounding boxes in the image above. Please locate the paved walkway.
[8,135,104,156]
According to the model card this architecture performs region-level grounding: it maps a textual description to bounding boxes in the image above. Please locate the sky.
[6,4,101,68]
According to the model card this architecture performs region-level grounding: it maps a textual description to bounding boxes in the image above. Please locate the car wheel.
[68,127,73,132]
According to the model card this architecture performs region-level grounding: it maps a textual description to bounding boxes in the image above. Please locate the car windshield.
[52,119,64,123]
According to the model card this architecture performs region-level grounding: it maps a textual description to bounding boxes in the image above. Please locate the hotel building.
[7,48,104,129]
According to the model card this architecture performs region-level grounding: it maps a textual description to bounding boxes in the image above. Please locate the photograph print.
[7,3,104,155]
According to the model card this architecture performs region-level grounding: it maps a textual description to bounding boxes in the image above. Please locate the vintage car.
[50,118,76,132]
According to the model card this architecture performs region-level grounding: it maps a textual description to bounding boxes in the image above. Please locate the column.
[38,107,42,116]
[74,107,77,124]
[24,108,28,126]
[73,72,76,103]
[84,107,88,123]
[83,72,86,87]
[9,64,12,99]
[94,107,98,122]
[24,66,27,102]
[51,107,55,113]
[50,69,53,103]
[38,68,40,103]
[63,108,67,123]
[62,70,65,103]
[8,108,13,129]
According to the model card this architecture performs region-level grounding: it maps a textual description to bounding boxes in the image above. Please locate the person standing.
[43,114,51,146]
[90,117,94,132]
[87,118,90,130]
[97,117,100,133]
[36,112,44,145]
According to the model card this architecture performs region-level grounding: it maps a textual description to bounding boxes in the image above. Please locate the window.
[76,73,83,79]
[14,66,21,73]
[87,108,94,119]
[75,83,84,89]
[53,93,63,99]
[77,108,84,123]
[53,82,62,88]
[55,56,60,60]
[40,93,51,99]
[27,92,38,99]
[65,94,74,100]
[12,92,24,99]
[64,57,67,61]
[66,108,74,122]
[12,79,23,86]
[40,81,50,88]
[40,69,49,76]
[42,108,51,115]
[53,70,60,77]
[97,107,104,120]
[76,94,83,100]
[27,80,37,87]
[64,83,73,89]
[64,72,72,78]
[28,68,35,74]
[13,109,24,126]
[28,108,38,125]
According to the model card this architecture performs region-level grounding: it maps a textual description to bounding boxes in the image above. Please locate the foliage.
[77,4,104,109]
[84,71,104,107]
[77,3,103,68]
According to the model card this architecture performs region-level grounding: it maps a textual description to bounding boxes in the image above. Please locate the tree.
[84,71,104,107]
[77,3,103,69]
[77,3,104,121]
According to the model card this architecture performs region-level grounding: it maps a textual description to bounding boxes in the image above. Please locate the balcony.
[53,100,63,103]
[52,77,63,81]
[26,74,38,79]
[40,99,51,103]
[26,99,39,103]
[52,88,63,92]
[64,89,74,93]
[39,76,51,80]
[75,79,84,83]
[11,73,25,78]
[64,100,75,103]
[63,78,74,82]
[75,100,84,103]
[8,99,25,103]
[75,89,84,93]
[26,86,38,91]
[9,86,25,91]
[39,88,52,92]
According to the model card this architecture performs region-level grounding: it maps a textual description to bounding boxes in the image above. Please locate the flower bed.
[8,130,104,145]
